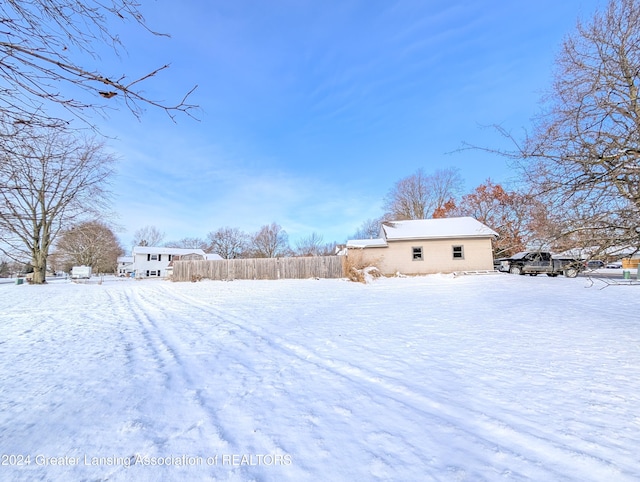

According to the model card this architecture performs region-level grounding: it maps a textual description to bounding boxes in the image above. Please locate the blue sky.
[91,0,604,248]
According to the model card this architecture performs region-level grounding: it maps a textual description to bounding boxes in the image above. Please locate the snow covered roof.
[346,238,389,249]
[132,246,207,256]
[117,256,134,263]
[205,253,223,260]
[380,217,498,241]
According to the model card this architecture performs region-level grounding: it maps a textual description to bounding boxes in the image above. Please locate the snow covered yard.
[0,274,639,481]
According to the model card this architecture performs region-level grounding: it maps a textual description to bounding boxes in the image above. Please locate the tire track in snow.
[140,286,516,475]
[129,286,302,467]
[104,288,237,475]
[121,285,308,480]
[131,288,232,441]
[148,283,638,481]
[139,287,527,470]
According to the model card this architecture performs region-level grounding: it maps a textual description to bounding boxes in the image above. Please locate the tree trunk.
[31,251,47,284]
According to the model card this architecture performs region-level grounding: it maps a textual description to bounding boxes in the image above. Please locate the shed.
[346,217,498,276]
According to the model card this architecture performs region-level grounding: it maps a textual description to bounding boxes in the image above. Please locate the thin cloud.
[97,0,603,249]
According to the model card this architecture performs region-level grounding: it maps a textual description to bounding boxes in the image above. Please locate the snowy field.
[0,274,639,481]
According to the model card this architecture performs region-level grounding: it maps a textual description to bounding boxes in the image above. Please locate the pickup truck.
[495,251,583,278]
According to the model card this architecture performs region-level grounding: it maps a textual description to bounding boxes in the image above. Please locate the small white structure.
[131,246,222,278]
[346,217,498,276]
[71,265,92,279]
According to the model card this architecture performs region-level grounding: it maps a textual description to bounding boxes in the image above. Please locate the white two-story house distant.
[131,246,222,278]
[117,256,134,276]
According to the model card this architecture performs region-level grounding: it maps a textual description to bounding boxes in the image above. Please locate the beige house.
[346,217,498,276]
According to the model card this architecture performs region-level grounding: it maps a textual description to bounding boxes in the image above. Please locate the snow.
[381,217,499,240]
[1,274,639,481]
[345,238,388,248]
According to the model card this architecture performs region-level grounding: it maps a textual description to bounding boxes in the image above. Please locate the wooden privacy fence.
[172,256,346,282]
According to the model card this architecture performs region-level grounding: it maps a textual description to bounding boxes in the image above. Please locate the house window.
[150,254,158,261]
[452,245,464,259]
[412,246,423,261]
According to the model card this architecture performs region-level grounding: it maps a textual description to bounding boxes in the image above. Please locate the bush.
[344,251,382,283]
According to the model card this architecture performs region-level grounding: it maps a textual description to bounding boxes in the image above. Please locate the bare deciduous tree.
[206,227,249,259]
[319,241,338,256]
[54,220,123,273]
[495,0,640,256]
[295,232,325,257]
[250,223,290,258]
[0,126,115,283]
[351,216,385,240]
[132,225,164,248]
[383,167,463,220]
[164,237,208,250]
[0,0,197,127]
